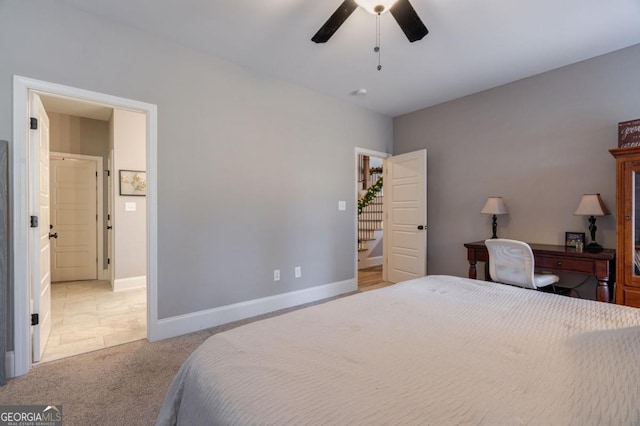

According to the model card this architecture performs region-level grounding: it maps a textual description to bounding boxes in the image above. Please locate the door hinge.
[30,215,38,228]
[31,313,39,326]
[30,117,38,130]
[107,258,110,265]
[106,170,111,177]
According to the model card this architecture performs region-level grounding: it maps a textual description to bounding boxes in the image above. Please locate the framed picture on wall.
[565,232,585,248]
[119,170,146,196]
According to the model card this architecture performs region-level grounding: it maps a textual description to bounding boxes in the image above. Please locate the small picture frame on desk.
[565,232,585,248]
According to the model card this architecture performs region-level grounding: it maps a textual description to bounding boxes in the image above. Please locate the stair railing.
[358,175,383,215]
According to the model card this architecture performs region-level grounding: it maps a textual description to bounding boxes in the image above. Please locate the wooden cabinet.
[610,146,640,307]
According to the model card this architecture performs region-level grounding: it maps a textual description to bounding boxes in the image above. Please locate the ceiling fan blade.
[390,0,428,42]
[312,0,358,43]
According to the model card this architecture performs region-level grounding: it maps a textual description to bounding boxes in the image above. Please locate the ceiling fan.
[312,0,428,44]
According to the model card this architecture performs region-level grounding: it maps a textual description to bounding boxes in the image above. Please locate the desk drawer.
[535,255,594,274]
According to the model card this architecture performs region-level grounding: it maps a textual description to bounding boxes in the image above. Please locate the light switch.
[338,201,346,211]
[125,202,137,212]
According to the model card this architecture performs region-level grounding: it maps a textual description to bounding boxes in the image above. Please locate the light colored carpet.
[0,293,356,426]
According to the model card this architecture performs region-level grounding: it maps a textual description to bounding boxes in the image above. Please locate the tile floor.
[41,280,147,363]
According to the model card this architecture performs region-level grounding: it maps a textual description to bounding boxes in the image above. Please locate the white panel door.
[383,149,427,283]
[29,93,51,362]
[50,157,98,282]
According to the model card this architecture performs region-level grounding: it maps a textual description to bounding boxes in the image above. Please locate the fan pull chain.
[374,13,382,71]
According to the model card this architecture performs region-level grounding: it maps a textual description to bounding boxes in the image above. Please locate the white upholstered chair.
[485,239,560,290]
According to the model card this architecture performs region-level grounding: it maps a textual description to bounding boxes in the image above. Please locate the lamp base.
[585,241,604,253]
[490,214,498,239]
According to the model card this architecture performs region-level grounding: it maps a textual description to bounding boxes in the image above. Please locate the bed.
[157,275,640,425]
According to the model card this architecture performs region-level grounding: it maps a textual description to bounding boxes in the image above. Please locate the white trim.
[354,148,390,285]
[11,75,158,378]
[359,256,383,269]
[50,152,104,281]
[107,150,114,284]
[355,148,391,159]
[113,275,147,292]
[153,278,356,341]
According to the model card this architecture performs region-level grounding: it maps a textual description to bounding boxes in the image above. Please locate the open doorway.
[12,76,158,377]
[355,148,428,291]
[36,97,148,362]
[355,148,391,292]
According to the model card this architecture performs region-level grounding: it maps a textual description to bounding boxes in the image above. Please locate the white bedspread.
[157,275,640,425]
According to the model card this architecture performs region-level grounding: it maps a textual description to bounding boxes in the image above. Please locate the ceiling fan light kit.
[354,0,398,14]
[311,0,428,71]
[311,0,428,44]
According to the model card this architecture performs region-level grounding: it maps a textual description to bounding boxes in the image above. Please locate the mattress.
[157,275,640,425]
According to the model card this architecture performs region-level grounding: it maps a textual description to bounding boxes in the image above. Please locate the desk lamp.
[574,193,610,251]
[481,197,509,239]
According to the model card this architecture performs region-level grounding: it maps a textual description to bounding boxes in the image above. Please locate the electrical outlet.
[294,266,301,278]
[274,269,280,281]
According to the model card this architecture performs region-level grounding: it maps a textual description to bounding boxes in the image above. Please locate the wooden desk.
[464,241,616,303]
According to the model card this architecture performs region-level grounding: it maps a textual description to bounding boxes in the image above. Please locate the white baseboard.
[5,351,14,379]
[153,278,356,341]
[113,275,147,292]
[358,255,383,270]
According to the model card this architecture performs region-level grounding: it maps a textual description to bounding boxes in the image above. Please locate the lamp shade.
[574,194,610,216]
[355,0,398,14]
[481,197,509,215]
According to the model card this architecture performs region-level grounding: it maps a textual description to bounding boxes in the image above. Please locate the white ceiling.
[57,0,640,117]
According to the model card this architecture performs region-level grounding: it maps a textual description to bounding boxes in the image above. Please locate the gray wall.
[0,0,392,327]
[394,43,640,280]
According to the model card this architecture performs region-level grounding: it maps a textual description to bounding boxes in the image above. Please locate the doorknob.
[48,232,58,239]
[107,226,113,230]
[417,225,425,230]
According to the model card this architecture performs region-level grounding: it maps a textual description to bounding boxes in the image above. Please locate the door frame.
[50,152,105,281]
[354,148,390,285]
[12,75,158,377]
[107,150,114,284]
